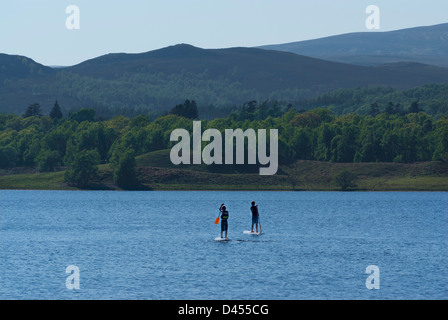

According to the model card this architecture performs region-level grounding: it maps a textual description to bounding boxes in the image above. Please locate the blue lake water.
[0,190,446,300]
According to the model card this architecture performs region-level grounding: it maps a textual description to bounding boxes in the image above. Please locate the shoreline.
[1,160,447,192]
[1,188,447,192]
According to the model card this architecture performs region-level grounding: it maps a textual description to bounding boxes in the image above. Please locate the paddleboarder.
[250,201,260,233]
[220,205,229,239]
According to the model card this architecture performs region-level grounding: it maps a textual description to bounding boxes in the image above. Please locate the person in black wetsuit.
[250,201,260,233]
[220,205,229,239]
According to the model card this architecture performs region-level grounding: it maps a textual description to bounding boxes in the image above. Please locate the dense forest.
[0,97,447,188]
[2,78,446,121]
[295,84,448,120]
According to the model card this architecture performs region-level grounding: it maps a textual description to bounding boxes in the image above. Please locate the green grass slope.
[1,149,447,191]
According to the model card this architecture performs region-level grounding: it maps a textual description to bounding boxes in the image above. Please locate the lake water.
[0,190,446,300]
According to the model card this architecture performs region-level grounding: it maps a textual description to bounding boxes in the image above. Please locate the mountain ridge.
[258,23,448,67]
[0,54,55,80]
[1,26,447,117]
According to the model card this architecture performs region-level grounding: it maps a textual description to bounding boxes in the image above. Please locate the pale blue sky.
[0,0,447,66]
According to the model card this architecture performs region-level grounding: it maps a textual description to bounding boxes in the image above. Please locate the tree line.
[0,99,447,188]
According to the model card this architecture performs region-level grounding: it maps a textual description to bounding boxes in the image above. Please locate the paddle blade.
[214,217,220,224]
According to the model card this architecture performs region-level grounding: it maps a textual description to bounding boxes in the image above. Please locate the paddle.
[258,214,262,234]
[215,204,224,224]
[215,209,221,224]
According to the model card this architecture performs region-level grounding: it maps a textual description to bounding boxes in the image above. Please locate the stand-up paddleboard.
[214,237,230,242]
[243,230,263,235]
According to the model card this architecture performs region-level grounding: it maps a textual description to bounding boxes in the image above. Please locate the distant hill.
[66,44,448,91]
[1,42,448,117]
[258,23,448,68]
[0,54,55,80]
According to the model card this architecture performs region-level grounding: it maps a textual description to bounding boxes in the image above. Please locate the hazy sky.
[1,0,447,66]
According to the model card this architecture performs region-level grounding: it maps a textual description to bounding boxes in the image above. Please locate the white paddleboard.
[243,230,263,235]
[214,237,230,241]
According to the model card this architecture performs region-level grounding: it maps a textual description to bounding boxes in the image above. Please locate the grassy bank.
[1,149,447,191]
